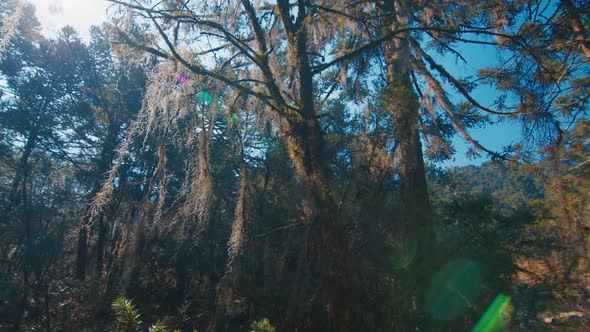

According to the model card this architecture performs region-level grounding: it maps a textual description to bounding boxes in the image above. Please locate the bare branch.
[240,0,292,110]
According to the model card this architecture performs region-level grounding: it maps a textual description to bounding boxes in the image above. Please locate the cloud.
[48,1,64,15]
[34,0,107,41]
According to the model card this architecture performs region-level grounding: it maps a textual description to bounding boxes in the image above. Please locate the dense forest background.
[0,0,588,331]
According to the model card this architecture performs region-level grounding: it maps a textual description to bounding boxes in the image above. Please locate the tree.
[74,25,147,281]
[0,11,109,326]
[0,0,24,56]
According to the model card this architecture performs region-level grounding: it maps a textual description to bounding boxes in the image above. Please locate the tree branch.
[411,39,520,116]
[413,57,505,160]
[240,0,292,110]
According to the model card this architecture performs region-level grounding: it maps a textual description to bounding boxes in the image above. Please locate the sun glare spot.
[472,294,512,332]
[425,259,483,321]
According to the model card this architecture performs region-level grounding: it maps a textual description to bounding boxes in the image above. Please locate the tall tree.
[0,12,98,327]
[74,25,146,280]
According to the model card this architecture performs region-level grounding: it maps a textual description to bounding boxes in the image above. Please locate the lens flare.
[174,72,188,83]
[392,238,417,270]
[425,259,483,321]
[472,293,511,332]
[197,90,212,105]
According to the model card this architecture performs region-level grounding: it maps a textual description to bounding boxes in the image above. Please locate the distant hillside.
[428,161,546,212]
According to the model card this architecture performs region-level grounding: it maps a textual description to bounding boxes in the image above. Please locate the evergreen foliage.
[112,297,142,332]
[250,319,276,332]
[0,0,587,331]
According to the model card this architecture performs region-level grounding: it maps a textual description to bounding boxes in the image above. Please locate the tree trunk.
[275,2,351,328]
[75,227,89,279]
[382,0,435,326]
[13,133,36,330]
[9,132,36,207]
[281,109,350,332]
[96,215,107,275]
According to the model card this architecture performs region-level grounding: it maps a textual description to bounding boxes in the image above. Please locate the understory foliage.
[249,319,276,332]
[111,296,276,332]
[0,0,588,331]
[112,297,142,332]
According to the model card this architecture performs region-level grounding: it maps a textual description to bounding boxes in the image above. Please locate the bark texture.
[382,0,435,326]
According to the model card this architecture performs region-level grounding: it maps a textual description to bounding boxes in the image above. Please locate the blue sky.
[431,42,523,167]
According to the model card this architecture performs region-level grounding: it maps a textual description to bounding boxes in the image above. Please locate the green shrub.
[149,320,167,332]
[112,297,142,332]
[250,318,276,332]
